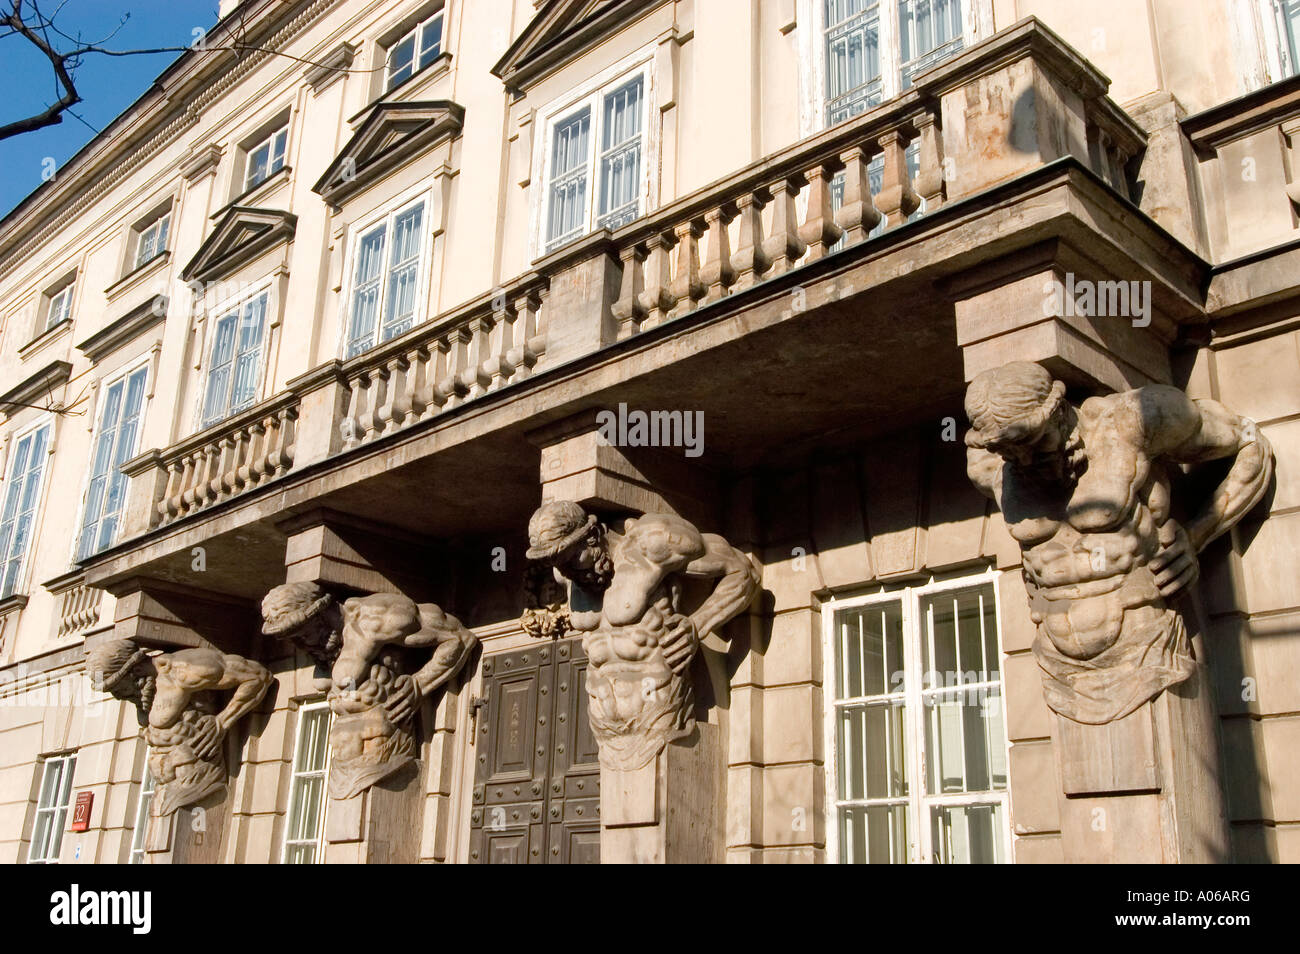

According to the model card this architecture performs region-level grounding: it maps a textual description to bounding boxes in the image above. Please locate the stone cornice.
[182,206,298,283]
[0,359,72,414]
[76,299,168,364]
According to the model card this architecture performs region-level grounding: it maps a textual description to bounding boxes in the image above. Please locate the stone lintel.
[278,508,442,602]
[106,577,255,654]
[530,414,720,526]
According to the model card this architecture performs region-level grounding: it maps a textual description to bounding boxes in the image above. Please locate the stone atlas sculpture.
[86,641,273,815]
[524,501,760,770]
[964,361,1273,723]
[261,583,477,799]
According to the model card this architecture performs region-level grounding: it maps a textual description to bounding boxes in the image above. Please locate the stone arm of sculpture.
[1141,386,1274,596]
[155,649,273,761]
[656,535,762,674]
[399,604,478,718]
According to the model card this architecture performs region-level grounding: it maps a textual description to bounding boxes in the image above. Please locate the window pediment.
[312,100,464,207]
[492,0,666,93]
[0,359,71,418]
[181,206,298,284]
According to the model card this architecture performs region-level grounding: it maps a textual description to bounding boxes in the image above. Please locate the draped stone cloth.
[1033,607,1195,724]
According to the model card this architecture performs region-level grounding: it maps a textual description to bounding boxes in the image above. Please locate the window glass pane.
[284,706,330,864]
[930,803,1004,863]
[0,425,50,599]
[597,77,644,231]
[230,294,268,411]
[546,107,591,249]
[839,804,907,864]
[921,584,996,686]
[837,702,907,799]
[387,33,415,88]
[247,142,270,188]
[382,203,424,341]
[129,768,156,863]
[825,0,880,124]
[835,601,902,698]
[270,129,287,173]
[157,215,169,252]
[898,0,964,88]
[419,14,444,70]
[347,226,387,357]
[201,313,238,426]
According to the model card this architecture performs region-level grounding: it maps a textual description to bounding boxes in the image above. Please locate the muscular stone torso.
[1000,404,1170,660]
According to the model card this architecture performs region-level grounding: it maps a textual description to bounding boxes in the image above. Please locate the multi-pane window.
[245,126,288,191]
[385,10,445,91]
[78,364,148,560]
[283,703,331,864]
[27,754,76,863]
[200,291,269,429]
[826,575,1009,864]
[127,766,156,865]
[134,213,170,270]
[822,0,968,125]
[0,421,52,599]
[1273,0,1300,77]
[543,71,648,254]
[344,197,427,358]
[45,283,74,333]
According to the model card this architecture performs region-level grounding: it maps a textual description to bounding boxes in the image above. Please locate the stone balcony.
[87,18,1206,624]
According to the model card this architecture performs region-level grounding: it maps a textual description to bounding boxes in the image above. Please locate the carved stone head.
[261,581,342,666]
[526,500,613,590]
[86,638,155,722]
[965,361,1079,479]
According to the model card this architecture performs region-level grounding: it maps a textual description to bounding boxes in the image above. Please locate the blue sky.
[0,2,224,218]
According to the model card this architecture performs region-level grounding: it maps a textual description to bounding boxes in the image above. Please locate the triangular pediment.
[182,206,297,283]
[312,100,465,206]
[492,0,667,92]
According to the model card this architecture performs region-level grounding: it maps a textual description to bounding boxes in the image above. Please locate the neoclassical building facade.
[0,0,1297,864]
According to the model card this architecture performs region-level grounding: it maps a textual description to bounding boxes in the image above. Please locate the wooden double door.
[469,637,600,863]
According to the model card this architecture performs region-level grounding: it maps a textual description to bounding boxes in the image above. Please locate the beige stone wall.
[722,425,1058,863]
[1185,312,1300,863]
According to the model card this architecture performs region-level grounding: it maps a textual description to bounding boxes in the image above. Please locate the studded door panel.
[469,637,599,864]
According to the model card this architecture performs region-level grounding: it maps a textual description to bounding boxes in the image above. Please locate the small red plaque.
[70,791,93,832]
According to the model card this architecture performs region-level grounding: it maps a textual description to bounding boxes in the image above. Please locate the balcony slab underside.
[82,159,1207,602]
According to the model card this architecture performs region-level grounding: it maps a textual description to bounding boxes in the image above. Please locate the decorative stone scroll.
[261,584,477,799]
[523,501,760,770]
[964,361,1274,724]
[86,641,273,815]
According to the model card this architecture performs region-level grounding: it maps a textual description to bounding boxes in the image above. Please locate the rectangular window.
[385,10,445,91]
[826,574,1009,864]
[78,364,149,560]
[0,421,52,599]
[200,291,269,428]
[27,754,76,863]
[344,197,428,358]
[245,126,289,191]
[543,71,648,254]
[134,213,171,271]
[283,703,331,864]
[127,766,156,865]
[822,0,967,125]
[45,284,75,333]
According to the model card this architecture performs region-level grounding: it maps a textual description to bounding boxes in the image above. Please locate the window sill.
[215,165,293,218]
[105,251,171,305]
[17,317,72,363]
[353,52,452,126]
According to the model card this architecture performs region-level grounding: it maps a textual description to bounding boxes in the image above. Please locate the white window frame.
[133,211,171,271]
[281,701,332,864]
[244,125,289,192]
[340,188,434,359]
[531,52,657,260]
[127,762,156,865]
[797,0,992,137]
[384,8,446,91]
[822,568,1012,864]
[44,282,75,333]
[0,415,55,600]
[196,283,274,430]
[74,358,151,562]
[27,753,77,864]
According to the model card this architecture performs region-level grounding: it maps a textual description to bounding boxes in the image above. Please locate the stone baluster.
[159,459,184,523]
[762,176,806,276]
[669,220,706,319]
[836,144,882,244]
[457,316,494,399]
[373,357,404,436]
[637,230,677,330]
[441,327,473,408]
[484,300,518,392]
[911,110,944,212]
[270,408,296,475]
[227,428,250,496]
[700,205,737,303]
[342,374,366,449]
[398,344,430,423]
[799,162,845,261]
[429,337,456,410]
[508,289,544,379]
[731,191,770,291]
[243,420,268,486]
[876,128,920,227]
[612,244,648,339]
